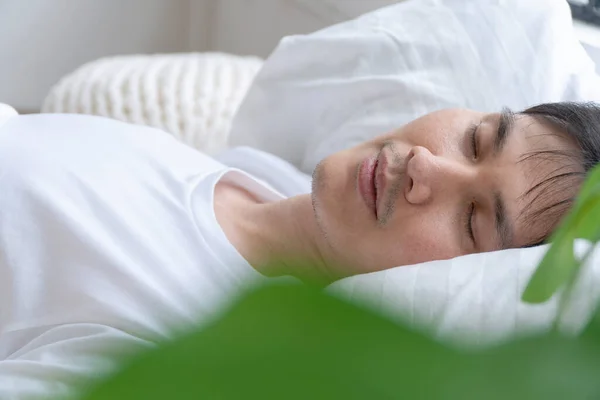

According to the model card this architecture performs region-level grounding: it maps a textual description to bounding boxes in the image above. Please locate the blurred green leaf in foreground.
[80,284,600,400]
[523,164,600,304]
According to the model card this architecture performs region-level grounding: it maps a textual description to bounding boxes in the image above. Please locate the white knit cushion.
[42,53,263,155]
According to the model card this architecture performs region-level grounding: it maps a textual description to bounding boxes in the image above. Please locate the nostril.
[408,177,414,191]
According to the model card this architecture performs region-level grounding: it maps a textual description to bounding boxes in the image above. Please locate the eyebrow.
[491,109,516,249]
[493,191,513,249]
[493,108,516,156]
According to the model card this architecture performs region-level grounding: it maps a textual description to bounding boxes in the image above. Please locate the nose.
[405,146,475,205]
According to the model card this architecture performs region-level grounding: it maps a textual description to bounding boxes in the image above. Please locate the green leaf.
[79,284,465,400]
[77,284,600,400]
[581,303,600,342]
[462,335,600,400]
[521,227,576,303]
[522,167,600,303]
[576,163,600,203]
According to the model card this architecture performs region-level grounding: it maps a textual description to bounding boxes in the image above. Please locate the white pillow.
[229,0,600,173]
[328,243,600,347]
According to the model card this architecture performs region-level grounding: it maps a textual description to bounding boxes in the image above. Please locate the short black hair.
[516,102,600,247]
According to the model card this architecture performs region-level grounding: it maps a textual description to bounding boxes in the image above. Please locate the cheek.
[327,219,461,275]
[377,216,461,268]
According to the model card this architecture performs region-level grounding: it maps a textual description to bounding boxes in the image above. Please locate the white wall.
[209,0,333,57]
[0,0,402,111]
[2,0,598,112]
[0,0,194,111]
[209,0,401,57]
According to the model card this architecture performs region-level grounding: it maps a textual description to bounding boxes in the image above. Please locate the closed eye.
[466,202,476,244]
[470,122,481,160]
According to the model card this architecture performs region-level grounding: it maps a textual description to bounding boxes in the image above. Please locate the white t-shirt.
[0,113,309,399]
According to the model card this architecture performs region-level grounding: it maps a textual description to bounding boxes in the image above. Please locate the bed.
[7,0,600,397]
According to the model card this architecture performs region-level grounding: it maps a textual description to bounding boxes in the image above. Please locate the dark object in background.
[570,0,600,26]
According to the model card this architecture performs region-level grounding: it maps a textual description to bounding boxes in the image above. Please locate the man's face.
[311,108,578,277]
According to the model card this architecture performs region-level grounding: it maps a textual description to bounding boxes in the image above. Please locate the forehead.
[497,113,581,246]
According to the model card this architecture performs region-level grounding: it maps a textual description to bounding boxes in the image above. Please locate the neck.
[215,190,335,286]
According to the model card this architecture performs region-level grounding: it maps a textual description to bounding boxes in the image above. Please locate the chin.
[311,154,361,234]
[314,149,373,220]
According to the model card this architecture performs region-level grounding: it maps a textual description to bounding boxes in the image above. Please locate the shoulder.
[0,114,227,182]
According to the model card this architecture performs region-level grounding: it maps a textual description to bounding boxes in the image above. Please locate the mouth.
[358,153,381,219]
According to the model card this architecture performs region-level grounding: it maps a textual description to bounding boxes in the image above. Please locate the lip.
[374,150,388,216]
[358,154,378,218]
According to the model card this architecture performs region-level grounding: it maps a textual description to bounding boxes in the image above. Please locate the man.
[217,103,599,284]
[0,102,598,398]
